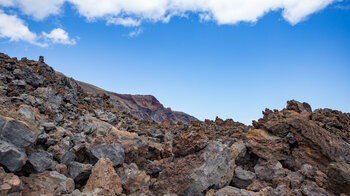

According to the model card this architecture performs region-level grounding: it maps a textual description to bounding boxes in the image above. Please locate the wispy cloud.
[128,28,143,37]
[107,17,141,27]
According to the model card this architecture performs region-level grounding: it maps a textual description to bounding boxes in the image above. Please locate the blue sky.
[1,0,350,124]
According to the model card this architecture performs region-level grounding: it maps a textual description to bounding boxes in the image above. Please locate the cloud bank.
[0,0,339,45]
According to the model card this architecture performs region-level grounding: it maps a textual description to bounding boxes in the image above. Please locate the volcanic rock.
[21,171,75,195]
[0,140,27,172]
[83,158,123,195]
[88,143,125,166]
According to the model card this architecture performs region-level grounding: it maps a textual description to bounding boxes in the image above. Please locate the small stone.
[55,164,68,175]
[148,128,164,139]
[231,166,256,188]
[214,186,259,196]
[42,122,56,132]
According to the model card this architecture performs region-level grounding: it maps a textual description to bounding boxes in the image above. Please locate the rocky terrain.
[0,52,349,196]
[77,81,198,123]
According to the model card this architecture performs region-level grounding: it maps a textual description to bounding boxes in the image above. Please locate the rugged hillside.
[77,81,198,123]
[0,52,349,196]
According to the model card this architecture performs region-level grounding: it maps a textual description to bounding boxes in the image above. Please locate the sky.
[0,0,349,124]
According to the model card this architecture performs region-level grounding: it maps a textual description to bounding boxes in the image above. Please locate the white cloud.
[42,28,76,45]
[128,28,143,37]
[1,0,338,25]
[107,17,141,26]
[0,0,339,46]
[0,0,65,20]
[0,9,47,47]
[66,0,338,25]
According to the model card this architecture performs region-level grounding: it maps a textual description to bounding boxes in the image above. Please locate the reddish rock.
[21,171,74,196]
[0,167,22,195]
[173,131,209,157]
[83,158,123,195]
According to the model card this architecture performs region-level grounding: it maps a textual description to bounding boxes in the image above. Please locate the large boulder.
[83,158,123,195]
[0,140,27,172]
[28,150,55,173]
[0,116,39,148]
[327,162,350,195]
[153,141,235,195]
[88,143,125,166]
[21,171,75,195]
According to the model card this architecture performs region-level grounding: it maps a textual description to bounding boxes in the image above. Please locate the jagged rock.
[0,116,39,148]
[117,163,151,194]
[28,150,55,173]
[95,110,117,124]
[88,143,124,166]
[268,184,296,196]
[300,163,315,178]
[228,140,247,163]
[34,87,62,110]
[246,180,268,192]
[61,151,76,165]
[214,186,259,196]
[12,79,26,87]
[68,162,92,184]
[287,171,304,189]
[300,180,329,196]
[148,128,164,139]
[36,133,49,144]
[154,141,234,195]
[18,106,36,121]
[287,100,312,113]
[41,122,56,132]
[0,167,23,195]
[246,129,289,161]
[83,158,123,195]
[21,171,74,195]
[327,162,350,195]
[78,122,97,135]
[0,140,27,172]
[254,159,285,181]
[173,131,209,157]
[231,166,256,188]
[55,164,68,175]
